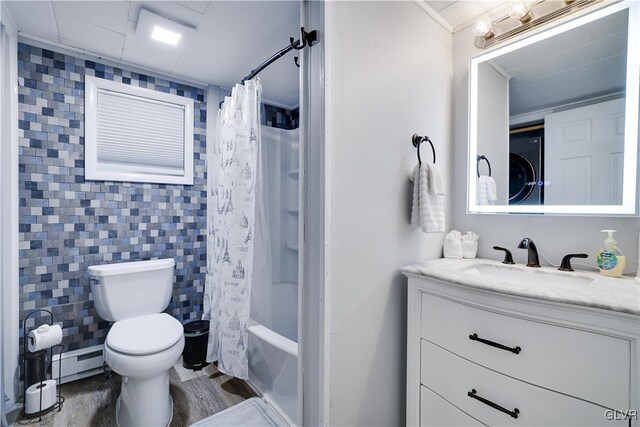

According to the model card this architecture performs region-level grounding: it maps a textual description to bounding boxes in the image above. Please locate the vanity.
[403,259,640,426]
[403,1,640,423]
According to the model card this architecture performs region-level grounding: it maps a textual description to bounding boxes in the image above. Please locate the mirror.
[468,1,639,215]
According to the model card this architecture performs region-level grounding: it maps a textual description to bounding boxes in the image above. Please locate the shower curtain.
[203,78,268,379]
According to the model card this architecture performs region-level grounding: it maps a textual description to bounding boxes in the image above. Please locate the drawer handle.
[469,333,521,354]
[467,389,520,419]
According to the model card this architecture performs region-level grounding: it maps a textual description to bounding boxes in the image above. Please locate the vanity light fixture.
[473,0,603,48]
[151,25,181,46]
[509,2,533,23]
[473,18,495,39]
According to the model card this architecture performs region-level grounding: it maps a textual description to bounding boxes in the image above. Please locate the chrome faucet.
[518,238,540,267]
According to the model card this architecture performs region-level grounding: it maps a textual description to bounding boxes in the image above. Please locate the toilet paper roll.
[25,380,57,414]
[28,324,62,352]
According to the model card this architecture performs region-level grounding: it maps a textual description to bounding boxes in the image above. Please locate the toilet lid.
[107,313,184,356]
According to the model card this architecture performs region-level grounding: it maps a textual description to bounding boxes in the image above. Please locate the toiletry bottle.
[596,230,626,278]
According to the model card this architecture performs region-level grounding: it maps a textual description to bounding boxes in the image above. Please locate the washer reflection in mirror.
[509,125,543,205]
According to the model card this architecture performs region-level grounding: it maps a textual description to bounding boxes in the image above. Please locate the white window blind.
[85,76,194,185]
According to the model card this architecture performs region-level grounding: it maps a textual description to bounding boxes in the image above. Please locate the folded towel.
[411,164,445,233]
[445,230,461,242]
[462,231,479,242]
[477,175,497,205]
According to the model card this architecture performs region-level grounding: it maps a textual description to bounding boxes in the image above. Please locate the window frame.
[84,75,195,185]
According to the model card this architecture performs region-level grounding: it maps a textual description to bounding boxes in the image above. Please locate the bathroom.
[1,0,638,426]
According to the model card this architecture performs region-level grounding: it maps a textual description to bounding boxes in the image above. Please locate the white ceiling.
[424,0,506,30]
[5,0,301,107]
[489,8,628,116]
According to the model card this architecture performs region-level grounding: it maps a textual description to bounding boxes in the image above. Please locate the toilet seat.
[107,313,183,356]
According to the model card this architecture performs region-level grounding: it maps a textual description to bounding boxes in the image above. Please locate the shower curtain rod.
[219,27,317,108]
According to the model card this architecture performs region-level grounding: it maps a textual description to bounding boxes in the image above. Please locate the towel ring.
[476,155,492,177]
[412,134,436,166]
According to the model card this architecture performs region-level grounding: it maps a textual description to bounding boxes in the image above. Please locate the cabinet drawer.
[420,386,484,426]
[420,340,626,426]
[420,292,630,410]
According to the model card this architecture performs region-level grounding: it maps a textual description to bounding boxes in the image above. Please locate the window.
[84,76,194,185]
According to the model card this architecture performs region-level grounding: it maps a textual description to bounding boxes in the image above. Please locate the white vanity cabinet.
[405,272,640,427]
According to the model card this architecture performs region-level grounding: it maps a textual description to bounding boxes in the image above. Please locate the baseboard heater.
[51,345,105,384]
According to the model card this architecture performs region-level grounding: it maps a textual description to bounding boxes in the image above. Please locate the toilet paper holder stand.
[21,309,65,420]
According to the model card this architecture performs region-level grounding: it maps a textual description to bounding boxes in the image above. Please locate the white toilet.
[88,258,185,427]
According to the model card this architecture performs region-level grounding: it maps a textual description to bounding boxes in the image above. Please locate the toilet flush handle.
[90,278,101,286]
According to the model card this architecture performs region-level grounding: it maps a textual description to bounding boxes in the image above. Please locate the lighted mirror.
[468,1,639,215]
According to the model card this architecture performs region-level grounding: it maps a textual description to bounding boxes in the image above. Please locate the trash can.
[182,320,210,371]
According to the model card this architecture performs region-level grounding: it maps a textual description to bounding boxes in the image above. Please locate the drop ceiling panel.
[256,1,300,53]
[52,1,130,35]
[197,1,286,43]
[170,42,255,88]
[438,1,485,29]
[177,1,211,14]
[129,0,205,28]
[121,19,183,73]
[424,0,507,29]
[58,19,126,59]
[425,1,456,12]
[5,1,59,42]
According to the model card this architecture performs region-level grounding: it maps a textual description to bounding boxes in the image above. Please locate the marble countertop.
[401,258,640,316]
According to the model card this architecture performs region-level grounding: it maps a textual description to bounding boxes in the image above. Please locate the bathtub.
[248,321,298,424]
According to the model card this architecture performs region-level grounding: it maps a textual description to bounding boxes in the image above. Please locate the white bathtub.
[248,322,298,424]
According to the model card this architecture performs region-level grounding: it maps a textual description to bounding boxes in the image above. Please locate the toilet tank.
[88,259,176,322]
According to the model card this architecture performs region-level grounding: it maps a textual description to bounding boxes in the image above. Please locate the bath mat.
[190,397,290,426]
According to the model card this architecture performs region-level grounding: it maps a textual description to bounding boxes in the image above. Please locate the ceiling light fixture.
[151,26,182,46]
[473,0,603,49]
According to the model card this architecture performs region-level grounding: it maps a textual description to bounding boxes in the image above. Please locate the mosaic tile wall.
[263,104,299,130]
[17,43,207,352]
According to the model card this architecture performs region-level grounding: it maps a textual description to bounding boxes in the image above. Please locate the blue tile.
[18,43,209,356]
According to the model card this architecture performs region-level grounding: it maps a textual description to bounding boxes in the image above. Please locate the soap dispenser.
[596,230,626,278]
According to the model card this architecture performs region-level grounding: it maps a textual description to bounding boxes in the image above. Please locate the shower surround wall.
[17,43,207,352]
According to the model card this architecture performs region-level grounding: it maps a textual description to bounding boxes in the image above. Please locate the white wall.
[0,2,19,406]
[476,62,509,203]
[324,2,452,425]
[451,23,639,272]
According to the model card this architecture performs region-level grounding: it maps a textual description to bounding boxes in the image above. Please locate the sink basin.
[460,263,594,289]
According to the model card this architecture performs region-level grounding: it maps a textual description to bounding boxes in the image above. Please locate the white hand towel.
[485,176,497,203]
[428,163,446,196]
[410,165,422,228]
[477,176,488,205]
[477,175,497,205]
[410,164,445,233]
[445,230,461,242]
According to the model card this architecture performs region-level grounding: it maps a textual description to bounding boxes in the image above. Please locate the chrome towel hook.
[412,134,436,166]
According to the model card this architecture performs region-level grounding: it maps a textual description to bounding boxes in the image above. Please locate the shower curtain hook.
[294,57,300,68]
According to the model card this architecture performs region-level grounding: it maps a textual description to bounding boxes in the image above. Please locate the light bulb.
[509,1,533,23]
[473,19,495,39]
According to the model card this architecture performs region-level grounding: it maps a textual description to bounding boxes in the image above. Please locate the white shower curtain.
[203,78,264,379]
